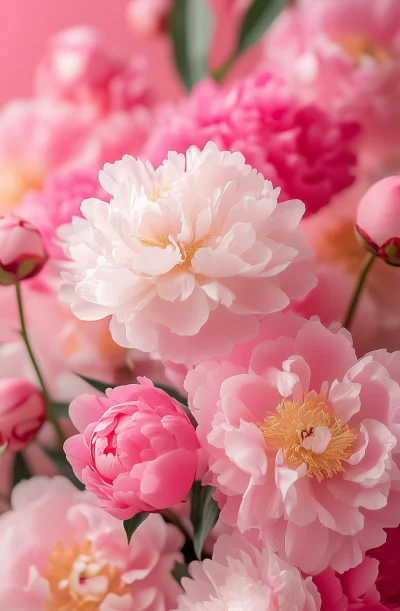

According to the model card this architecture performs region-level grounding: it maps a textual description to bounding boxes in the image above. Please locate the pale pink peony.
[313,558,385,610]
[0,476,183,610]
[65,379,199,519]
[36,26,150,113]
[186,312,400,574]
[145,72,358,215]
[0,99,94,213]
[266,0,400,170]
[19,169,108,260]
[59,142,315,365]
[0,215,48,285]
[175,530,321,611]
[356,176,400,265]
[0,379,45,451]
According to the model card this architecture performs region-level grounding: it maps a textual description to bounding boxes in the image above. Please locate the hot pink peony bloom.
[186,312,400,574]
[0,476,183,610]
[175,530,321,611]
[65,379,199,519]
[0,215,48,285]
[314,558,385,610]
[370,524,400,608]
[145,73,358,216]
[266,0,400,170]
[59,142,315,365]
[356,176,400,265]
[0,379,45,451]
[19,169,108,260]
[36,26,150,113]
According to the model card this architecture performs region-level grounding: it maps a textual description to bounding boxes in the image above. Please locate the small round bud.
[0,379,46,451]
[0,215,48,285]
[356,176,400,266]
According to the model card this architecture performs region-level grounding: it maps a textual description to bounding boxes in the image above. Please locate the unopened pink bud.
[0,379,46,451]
[0,215,48,285]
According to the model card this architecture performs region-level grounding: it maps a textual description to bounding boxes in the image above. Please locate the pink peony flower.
[0,379,45,451]
[265,0,400,170]
[0,215,48,285]
[0,99,94,213]
[145,73,358,216]
[356,176,400,266]
[314,558,385,610]
[59,142,315,365]
[127,0,172,36]
[0,476,183,610]
[370,524,400,608]
[36,26,150,114]
[186,312,400,574]
[175,530,321,610]
[65,379,199,519]
[19,169,108,260]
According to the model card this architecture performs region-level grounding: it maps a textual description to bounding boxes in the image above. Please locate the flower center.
[338,34,390,66]
[0,163,44,212]
[258,394,357,481]
[139,234,209,269]
[42,539,130,611]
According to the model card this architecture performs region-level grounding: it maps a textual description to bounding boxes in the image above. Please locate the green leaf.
[43,448,85,490]
[172,561,191,586]
[170,0,214,91]
[190,482,220,559]
[236,0,288,55]
[13,451,32,486]
[124,512,150,544]
[52,402,70,418]
[75,374,116,394]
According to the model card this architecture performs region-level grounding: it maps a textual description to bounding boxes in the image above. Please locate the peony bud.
[65,378,199,519]
[0,379,46,451]
[126,0,172,37]
[0,215,48,285]
[355,176,400,265]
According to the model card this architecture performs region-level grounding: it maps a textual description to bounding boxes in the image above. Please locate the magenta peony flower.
[145,72,358,216]
[356,176,400,266]
[0,379,45,451]
[19,169,108,260]
[36,26,150,114]
[185,313,400,574]
[176,530,321,611]
[59,143,315,365]
[0,476,183,609]
[313,558,385,610]
[266,0,400,170]
[65,379,199,519]
[0,215,48,285]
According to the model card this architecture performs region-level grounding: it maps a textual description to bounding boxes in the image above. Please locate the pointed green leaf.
[124,512,150,544]
[52,402,70,418]
[190,482,220,559]
[75,373,116,394]
[170,0,214,91]
[13,451,32,486]
[172,561,191,586]
[237,0,288,55]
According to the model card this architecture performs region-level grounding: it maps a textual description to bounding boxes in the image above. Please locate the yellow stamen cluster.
[258,394,357,482]
[338,34,389,66]
[42,539,129,611]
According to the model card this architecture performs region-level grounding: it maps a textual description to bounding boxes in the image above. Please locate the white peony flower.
[59,142,315,364]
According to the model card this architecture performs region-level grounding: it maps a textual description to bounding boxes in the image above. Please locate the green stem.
[212,55,236,83]
[343,253,376,331]
[162,508,193,541]
[15,282,65,447]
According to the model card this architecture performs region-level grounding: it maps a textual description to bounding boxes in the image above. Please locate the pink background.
[0,0,260,108]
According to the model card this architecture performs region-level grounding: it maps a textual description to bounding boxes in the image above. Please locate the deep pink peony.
[0,215,48,285]
[176,530,321,611]
[19,169,108,260]
[0,476,183,609]
[59,142,315,365]
[314,558,385,610]
[186,313,400,574]
[266,0,400,170]
[370,525,400,608]
[356,176,400,266]
[145,72,358,215]
[0,379,45,451]
[65,379,199,519]
[36,26,150,114]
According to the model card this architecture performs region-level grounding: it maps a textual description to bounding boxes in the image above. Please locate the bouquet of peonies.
[1,0,400,609]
